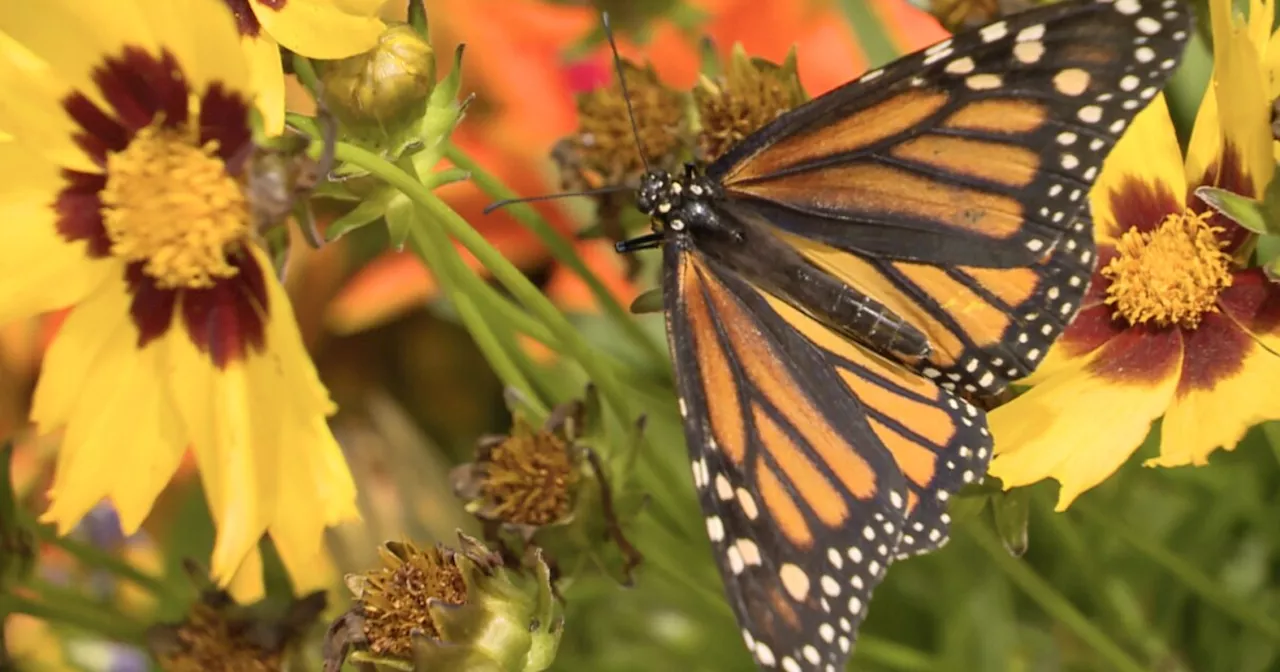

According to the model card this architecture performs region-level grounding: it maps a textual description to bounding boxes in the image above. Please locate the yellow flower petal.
[241,35,286,136]
[253,0,386,60]
[0,34,97,171]
[226,546,267,603]
[0,0,156,112]
[36,278,184,534]
[1090,95,1186,244]
[989,333,1183,510]
[1186,0,1273,196]
[29,279,131,434]
[133,0,251,94]
[168,247,353,593]
[0,144,110,324]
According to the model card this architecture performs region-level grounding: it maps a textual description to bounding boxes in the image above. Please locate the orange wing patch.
[682,256,750,467]
[755,455,814,549]
[889,262,1011,351]
[723,90,950,184]
[698,263,879,503]
[729,163,1025,240]
[889,135,1039,188]
[943,99,1048,134]
[752,404,850,527]
[866,418,937,504]
[957,266,1040,308]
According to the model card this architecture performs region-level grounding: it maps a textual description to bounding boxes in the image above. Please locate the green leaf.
[325,190,393,241]
[384,192,414,251]
[991,487,1032,558]
[407,0,428,38]
[1195,186,1272,235]
[629,288,664,314]
[419,45,468,153]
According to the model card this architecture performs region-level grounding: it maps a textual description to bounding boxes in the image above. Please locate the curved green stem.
[443,143,669,372]
[396,167,549,414]
[968,523,1147,672]
[334,142,638,426]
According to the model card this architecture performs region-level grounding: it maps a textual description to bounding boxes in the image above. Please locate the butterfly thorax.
[636,169,737,241]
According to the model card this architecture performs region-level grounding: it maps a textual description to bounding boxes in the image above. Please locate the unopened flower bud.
[321,24,436,139]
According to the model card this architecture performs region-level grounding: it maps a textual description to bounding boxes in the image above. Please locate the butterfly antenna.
[601,12,652,173]
[481,184,632,215]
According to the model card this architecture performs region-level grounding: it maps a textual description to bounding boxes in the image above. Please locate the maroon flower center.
[1101,209,1233,329]
[55,46,268,367]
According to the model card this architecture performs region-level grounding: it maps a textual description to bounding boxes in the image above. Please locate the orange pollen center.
[1102,208,1233,329]
[100,122,250,290]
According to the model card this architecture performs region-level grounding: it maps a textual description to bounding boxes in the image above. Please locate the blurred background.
[5,0,1280,671]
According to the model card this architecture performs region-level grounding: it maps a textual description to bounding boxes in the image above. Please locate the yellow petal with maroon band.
[241,33,286,135]
[990,327,1183,509]
[1185,0,1272,197]
[1154,272,1280,467]
[1089,97,1186,245]
[252,0,386,60]
[0,143,110,323]
[136,0,251,94]
[1017,255,1123,386]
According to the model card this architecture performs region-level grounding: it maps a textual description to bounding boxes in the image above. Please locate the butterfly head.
[636,166,722,237]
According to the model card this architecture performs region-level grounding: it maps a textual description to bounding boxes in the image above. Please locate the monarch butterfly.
[607,0,1191,669]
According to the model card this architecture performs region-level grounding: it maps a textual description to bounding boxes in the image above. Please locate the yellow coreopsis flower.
[222,0,388,132]
[989,0,1280,509]
[0,0,359,601]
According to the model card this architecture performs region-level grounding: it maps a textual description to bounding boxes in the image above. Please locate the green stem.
[1076,502,1280,644]
[837,0,900,69]
[290,53,322,99]
[28,519,171,599]
[334,142,638,426]
[399,166,549,415]
[443,143,668,371]
[967,523,1147,672]
[1,591,146,645]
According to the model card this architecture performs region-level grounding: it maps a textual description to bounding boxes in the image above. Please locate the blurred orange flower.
[326,0,947,336]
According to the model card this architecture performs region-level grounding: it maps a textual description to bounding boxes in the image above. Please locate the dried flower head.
[324,534,563,672]
[148,583,325,672]
[562,60,687,185]
[454,405,584,530]
[453,388,646,586]
[356,541,468,656]
[693,44,806,161]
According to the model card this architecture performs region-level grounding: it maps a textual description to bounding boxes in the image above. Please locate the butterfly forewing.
[705,0,1185,396]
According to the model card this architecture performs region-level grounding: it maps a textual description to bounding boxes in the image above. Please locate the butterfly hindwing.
[667,232,997,667]
[743,267,995,559]
[709,0,1189,273]
[666,242,907,670]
